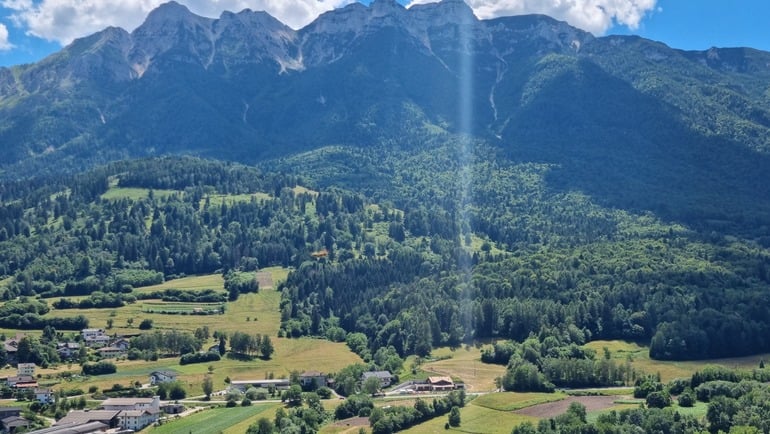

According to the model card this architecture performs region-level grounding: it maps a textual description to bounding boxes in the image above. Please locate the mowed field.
[584,340,770,382]
[420,346,506,392]
[48,267,287,336]
[146,403,278,434]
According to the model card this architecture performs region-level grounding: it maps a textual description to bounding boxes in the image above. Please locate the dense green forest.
[0,144,769,367]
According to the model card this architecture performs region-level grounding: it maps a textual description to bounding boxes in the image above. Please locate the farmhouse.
[101,396,161,431]
[427,376,455,391]
[97,346,125,359]
[299,371,328,389]
[149,370,178,385]
[361,371,394,388]
[6,375,37,389]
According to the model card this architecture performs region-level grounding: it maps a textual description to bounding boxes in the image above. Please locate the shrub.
[82,362,117,376]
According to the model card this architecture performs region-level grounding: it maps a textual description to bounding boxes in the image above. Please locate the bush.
[82,362,117,376]
[678,390,695,407]
[646,391,672,408]
[226,399,238,407]
[180,351,221,365]
[241,398,252,406]
[139,319,154,330]
[317,386,332,399]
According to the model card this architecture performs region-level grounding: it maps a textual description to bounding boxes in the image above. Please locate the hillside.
[0,0,769,182]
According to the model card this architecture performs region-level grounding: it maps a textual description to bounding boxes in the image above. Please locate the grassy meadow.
[23,268,360,399]
[419,346,506,393]
[146,403,278,434]
[584,340,770,382]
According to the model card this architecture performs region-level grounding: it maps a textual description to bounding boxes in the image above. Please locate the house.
[101,396,161,431]
[427,376,455,391]
[35,388,55,404]
[149,370,178,385]
[80,328,106,340]
[0,408,24,433]
[97,346,125,359]
[119,409,159,431]
[81,329,110,348]
[6,375,37,388]
[299,371,327,389]
[17,363,36,377]
[111,338,130,351]
[1,415,30,433]
[56,342,80,359]
[83,335,110,349]
[229,379,290,392]
[3,336,23,364]
[361,371,395,388]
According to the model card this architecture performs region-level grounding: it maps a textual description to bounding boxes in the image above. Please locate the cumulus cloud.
[1,0,656,47]
[0,23,12,50]
[0,0,354,45]
[407,0,658,35]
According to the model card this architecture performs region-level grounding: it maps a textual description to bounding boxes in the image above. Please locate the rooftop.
[55,410,120,426]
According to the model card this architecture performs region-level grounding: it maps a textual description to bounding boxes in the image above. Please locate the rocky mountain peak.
[370,0,406,17]
[144,1,194,22]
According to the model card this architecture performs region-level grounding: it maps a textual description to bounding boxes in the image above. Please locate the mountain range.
[1,0,769,182]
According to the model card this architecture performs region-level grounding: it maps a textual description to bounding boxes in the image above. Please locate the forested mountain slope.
[0,151,768,362]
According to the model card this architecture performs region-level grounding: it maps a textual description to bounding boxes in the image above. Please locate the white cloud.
[407,0,658,35]
[0,0,656,47]
[0,0,354,45]
[0,23,12,50]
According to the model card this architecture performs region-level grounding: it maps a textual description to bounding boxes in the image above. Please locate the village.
[0,328,466,433]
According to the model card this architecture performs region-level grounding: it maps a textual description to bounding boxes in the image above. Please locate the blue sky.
[1,0,768,67]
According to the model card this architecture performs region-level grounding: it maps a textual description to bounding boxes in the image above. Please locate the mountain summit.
[0,0,769,185]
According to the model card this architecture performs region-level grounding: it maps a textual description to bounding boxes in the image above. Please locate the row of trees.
[229,332,274,359]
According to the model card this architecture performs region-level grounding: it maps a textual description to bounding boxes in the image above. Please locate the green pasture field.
[472,392,567,412]
[401,399,538,434]
[584,340,770,382]
[47,268,286,336]
[199,192,272,210]
[141,302,224,315]
[101,187,178,201]
[146,404,277,434]
[420,346,506,393]
[132,274,225,295]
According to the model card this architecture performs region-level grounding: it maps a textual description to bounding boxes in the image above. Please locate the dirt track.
[515,396,622,418]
